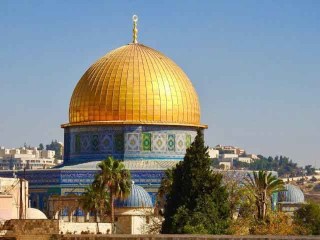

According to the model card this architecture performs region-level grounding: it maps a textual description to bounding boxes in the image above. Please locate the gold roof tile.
[65,43,205,128]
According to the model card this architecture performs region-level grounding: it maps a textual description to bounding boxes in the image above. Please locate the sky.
[0,1,319,167]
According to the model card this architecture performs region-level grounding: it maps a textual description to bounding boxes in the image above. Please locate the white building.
[218,158,233,170]
[0,147,62,170]
[214,145,245,155]
[247,154,259,160]
[0,177,47,222]
[0,177,28,220]
[238,157,253,164]
[219,153,239,160]
[212,145,259,168]
[208,148,219,159]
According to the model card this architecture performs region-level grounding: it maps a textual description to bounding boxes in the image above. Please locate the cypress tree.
[161,129,230,234]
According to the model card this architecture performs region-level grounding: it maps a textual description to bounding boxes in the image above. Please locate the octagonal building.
[0,17,206,213]
[62,43,205,165]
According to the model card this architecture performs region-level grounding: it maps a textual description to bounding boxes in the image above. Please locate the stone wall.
[2,220,112,235]
[115,216,131,234]
[59,222,112,234]
[2,220,320,240]
[59,234,320,240]
[2,219,59,235]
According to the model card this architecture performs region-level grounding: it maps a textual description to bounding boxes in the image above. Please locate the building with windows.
[214,145,245,155]
[0,147,61,170]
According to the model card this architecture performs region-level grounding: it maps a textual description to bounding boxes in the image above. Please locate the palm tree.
[95,156,131,232]
[79,185,98,221]
[79,180,109,233]
[156,168,174,213]
[244,170,284,221]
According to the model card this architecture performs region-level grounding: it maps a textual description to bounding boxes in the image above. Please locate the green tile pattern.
[142,133,151,151]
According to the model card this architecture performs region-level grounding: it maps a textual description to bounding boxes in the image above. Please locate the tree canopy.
[79,157,131,233]
[231,155,315,178]
[244,170,284,221]
[46,140,63,159]
[161,129,230,234]
[294,202,320,235]
[79,179,109,222]
[95,157,131,233]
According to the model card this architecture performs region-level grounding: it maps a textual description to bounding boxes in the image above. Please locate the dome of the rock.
[0,16,211,234]
[65,44,203,128]
[61,16,206,165]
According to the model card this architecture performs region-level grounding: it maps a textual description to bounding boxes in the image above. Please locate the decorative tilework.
[100,134,113,153]
[142,133,151,151]
[81,135,91,153]
[175,134,185,152]
[114,133,124,152]
[127,133,139,151]
[91,135,99,152]
[1,167,259,212]
[65,125,198,163]
[3,167,272,214]
[167,134,175,151]
[186,134,191,149]
[152,133,166,152]
[70,135,75,155]
[64,133,71,156]
[75,135,81,153]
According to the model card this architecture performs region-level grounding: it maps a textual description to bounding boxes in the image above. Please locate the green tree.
[248,155,304,178]
[95,157,131,233]
[305,165,316,176]
[294,202,320,235]
[156,168,174,212]
[211,158,220,168]
[223,174,252,218]
[46,140,63,159]
[38,143,44,150]
[161,129,230,234]
[233,159,250,169]
[244,170,284,221]
[79,180,109,232]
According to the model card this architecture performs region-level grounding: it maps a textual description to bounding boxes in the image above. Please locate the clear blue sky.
[0,1,319,167]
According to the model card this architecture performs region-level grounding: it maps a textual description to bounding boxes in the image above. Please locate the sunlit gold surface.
[67,44,203,128]
[132,15,138,44]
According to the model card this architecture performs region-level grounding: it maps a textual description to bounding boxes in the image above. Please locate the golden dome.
[64,43,205,128]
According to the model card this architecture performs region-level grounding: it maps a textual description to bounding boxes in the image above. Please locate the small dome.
[278,184,305,203]
[26,208,47,219]
[116,183,153,208]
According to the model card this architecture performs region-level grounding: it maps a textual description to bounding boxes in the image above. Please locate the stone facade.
[3,221,318,240]
[1,219,111,239]
[52,235,320,240]
[0,178,28,220]
[0,168,278,216]
[0,168,164,214]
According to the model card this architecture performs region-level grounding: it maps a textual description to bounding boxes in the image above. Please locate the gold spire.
[132,15,138,43]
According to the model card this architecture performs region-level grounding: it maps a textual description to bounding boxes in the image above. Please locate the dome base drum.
[63,125,198,165]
